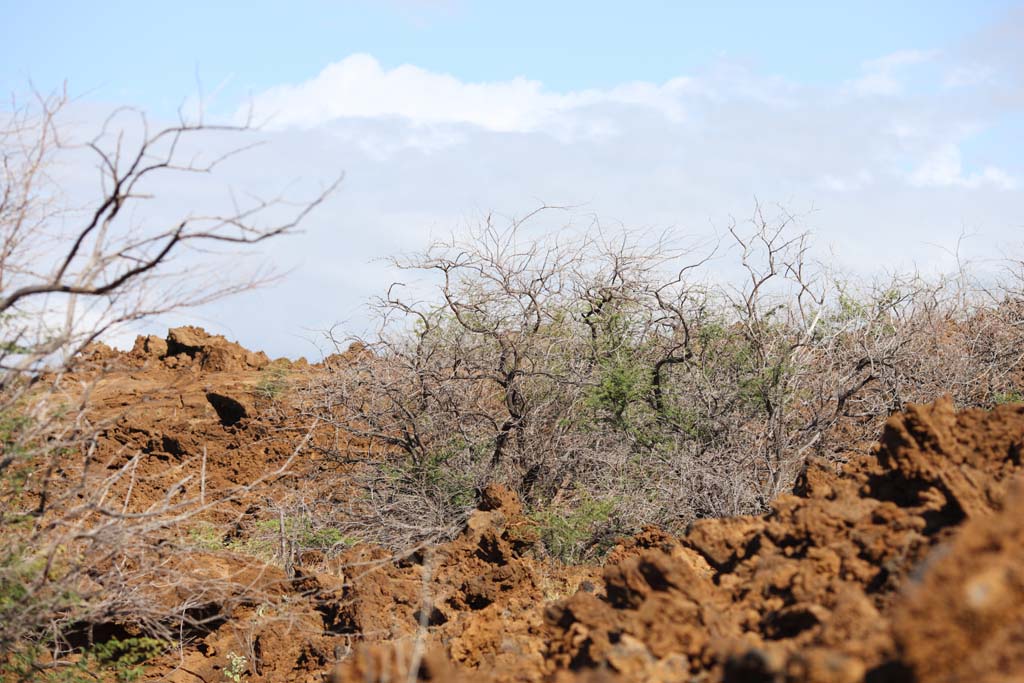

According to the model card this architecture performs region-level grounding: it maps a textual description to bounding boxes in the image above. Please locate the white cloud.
[243,53,696,136]
[864,49,938,71]
[944,64,995,88]
[846,49,936,96]
[817,171,874,192]
[910,144,1017,190]
[54,47,1024,356]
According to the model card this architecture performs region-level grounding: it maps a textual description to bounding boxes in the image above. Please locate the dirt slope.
[69,330,1024,682]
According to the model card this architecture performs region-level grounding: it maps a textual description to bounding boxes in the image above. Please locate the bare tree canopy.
[0,87,338,671]
[0,87,341,381]
[301,205,1024,559]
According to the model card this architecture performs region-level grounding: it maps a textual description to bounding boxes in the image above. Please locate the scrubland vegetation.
[303,208,1024,560]
[2,93,1023,681]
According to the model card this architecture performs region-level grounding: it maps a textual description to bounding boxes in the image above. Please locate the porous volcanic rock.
[539,397,1024,682]
[60,333,1024,682]
[323,397,1024,683]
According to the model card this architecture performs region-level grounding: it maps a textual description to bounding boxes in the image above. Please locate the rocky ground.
[65,328,1024,682]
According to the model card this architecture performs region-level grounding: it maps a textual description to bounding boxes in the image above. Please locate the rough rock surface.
[67,331,1024,682]
[309,400,1024,683]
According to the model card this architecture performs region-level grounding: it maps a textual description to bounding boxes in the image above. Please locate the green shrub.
[380,437,481,513]
[251,517,357,552]
[531,493,618,564]
[187,522,226,551]
[993,390,1024,405]
[254,365,290,400]
[307,210,1024,555]
[187,517,356,564]
[90,637,167,683]
[0,637,166,683]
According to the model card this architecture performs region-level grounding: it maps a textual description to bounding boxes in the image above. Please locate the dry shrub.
[0,90,334,677]
[304,206,1024,560]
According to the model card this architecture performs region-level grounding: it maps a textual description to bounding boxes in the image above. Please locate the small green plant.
[0,551,44,613]
[254,365,290,400]
[585,350,652,425]
[0,637,165,683]
[187,522,226,551]
[251,517,356,551]
[300,526,351,549]
[223,651,248,682]
[531,493,618,564]
[188,518,356,561]
[993,389,1024,405]
[91,637,167,683]
[382,438,479,513]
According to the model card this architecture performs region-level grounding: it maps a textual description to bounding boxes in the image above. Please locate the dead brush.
[0,89,336,677]
[301,205,1024,559]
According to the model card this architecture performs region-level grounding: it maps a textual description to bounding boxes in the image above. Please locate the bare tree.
[1,88,339,379]
[0,87,338,676]
[304,202,1024,561]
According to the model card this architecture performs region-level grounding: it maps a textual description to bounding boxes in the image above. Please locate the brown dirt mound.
[891,479,1024,683]
[325,397,1024,683]
[60,332,1024,682]
[73,328,306,518]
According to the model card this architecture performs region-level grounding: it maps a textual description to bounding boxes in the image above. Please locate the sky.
[3,1,1023,357]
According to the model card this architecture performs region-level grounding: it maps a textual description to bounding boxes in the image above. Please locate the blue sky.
[4,1,1019,108]
[3,2,1023,356]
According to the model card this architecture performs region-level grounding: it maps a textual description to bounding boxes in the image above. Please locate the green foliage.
[298,526,349,550]
[585,350,651,425]
[531,493,618,564]
[384,437,479,512]
[0,410,31,473]
[1,546,88,674]
[223,651,247,682]
[657,403,716,442]
[187,518,356,562]
[0,637,165,683]
[691,319,794,415]
[581,306,673,445]
[90,637,167,682]
[0,644,83,683]
[822,285,902,338]
[0,548,45,613]
[0,410,30,442]
[254,365,290,400]
[992,389,1024,405]
[836,292,868,323]
[0,313,32,355]
[326,220,1024,557]
[251,517,356,551]
[1,408,41,525]
[187,523,226,551]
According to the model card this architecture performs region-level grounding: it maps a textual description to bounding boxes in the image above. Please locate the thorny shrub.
[302,206,1024,559]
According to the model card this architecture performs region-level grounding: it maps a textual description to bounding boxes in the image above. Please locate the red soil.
[69,329,1024,682]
